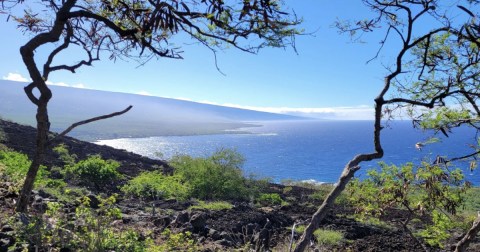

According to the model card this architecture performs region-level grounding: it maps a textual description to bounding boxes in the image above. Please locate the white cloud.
[173,97,194,102]
[2,73,30,82]
[2,73,87,88]
[185,99,374,120]
[46,80,69,87]
[136,90,152,96]
[71,83,86,89]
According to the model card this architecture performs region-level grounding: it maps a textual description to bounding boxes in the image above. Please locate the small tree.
[295,1,480,251]
[0,0,299,212]
[349,162,469,250]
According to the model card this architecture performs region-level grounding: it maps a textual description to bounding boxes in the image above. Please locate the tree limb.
[49,105,133,143]
[455,213,480,252]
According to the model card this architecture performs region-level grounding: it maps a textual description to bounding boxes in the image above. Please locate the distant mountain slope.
[0,80,302,140]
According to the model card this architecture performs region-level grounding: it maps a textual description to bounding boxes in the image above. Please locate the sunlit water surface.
[95,120,479,184]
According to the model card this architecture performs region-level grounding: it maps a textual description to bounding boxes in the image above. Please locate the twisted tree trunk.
[16,0,76,212]
[16,99,51,212]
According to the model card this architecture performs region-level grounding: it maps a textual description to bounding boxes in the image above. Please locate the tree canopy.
[295,1,480,251]
[0,0,300,212]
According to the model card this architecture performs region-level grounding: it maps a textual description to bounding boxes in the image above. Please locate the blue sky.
[1,1,396,120]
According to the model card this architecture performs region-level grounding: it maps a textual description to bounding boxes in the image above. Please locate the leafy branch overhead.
[295,1,480,251]
[0,0,300,213]
[6,0,300,65]
[337,1,480,133]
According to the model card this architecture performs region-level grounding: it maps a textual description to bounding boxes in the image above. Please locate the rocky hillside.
[0,119,478,251]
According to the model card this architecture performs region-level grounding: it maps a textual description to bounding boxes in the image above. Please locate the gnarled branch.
[49,105,133,144]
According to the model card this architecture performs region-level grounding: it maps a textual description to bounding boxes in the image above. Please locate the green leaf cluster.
[257,193,284,206]
[170,149,249,200]
[123,149,257,201]
[0,150,47,185]
[348,161,470,248]
[66,155,122,190]
[313,228,344,246]
[121,171,189,201]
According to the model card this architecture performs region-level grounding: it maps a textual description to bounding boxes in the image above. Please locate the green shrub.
[257,193,284,206]
[122,171,189,201]
[53,144,77,166]
[0,126,6,142]
[189,201,233,211]
[0,150,47,184]
[67,155,122,189]
[156,229,198,252]
[170,149,248,200]
[313,228,344,246]
[348,161,470,248]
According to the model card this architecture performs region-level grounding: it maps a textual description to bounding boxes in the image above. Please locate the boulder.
[189,212,207,232]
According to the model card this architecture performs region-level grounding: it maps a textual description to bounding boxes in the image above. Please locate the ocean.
[95,120,479,184]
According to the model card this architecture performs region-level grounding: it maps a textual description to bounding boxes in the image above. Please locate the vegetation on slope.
[1,137,480,251]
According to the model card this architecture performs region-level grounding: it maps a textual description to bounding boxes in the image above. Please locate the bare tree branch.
[49,105,133,143]
[455,213,480,252]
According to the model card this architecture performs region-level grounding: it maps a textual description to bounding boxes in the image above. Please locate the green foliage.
[154,229,198,252]
[257,193,284,206]
[348,161,470,248]
[416,210,454,248]
[417,107,472,132]
[53,143,77,166]
[313,228,344,246]
[67,155,122,189]
[11,194,161,251]
[461,187,480,215]
[170,149,249,200]
[293,225,306,234]
[0,150,47,185]
[121,171,189,201]
[189,200,233,211]
[0,125,6,142]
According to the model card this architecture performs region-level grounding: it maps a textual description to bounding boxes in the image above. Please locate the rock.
[0,232,15,251]
[253,228,270,251]
[215,239,234,247]
[180,222,194,233]
[0,226,13,233]
[87,194,100,209]
[189,212,207,232]
[122,214,140,224]
[173,211,190,225]
[245,223,257,235]
[208,228,221,240]
[153,216,172,228]
[4,190,17,199]
[220,231,233,242]
[38,189,51,198]
[34,195,43,203]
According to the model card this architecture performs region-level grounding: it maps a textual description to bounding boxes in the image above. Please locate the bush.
[348,161,470,248]
[313,228,344,246]
[122,171,189,201]
[0,150,47,184]
[257,193,284,206]
[53,144,77,166]
[67,155,122,189]
[170,149,248,200]
[189,201,233,211]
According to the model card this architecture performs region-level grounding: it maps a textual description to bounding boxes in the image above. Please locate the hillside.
[0,80,302,140]
[0,118,428,251]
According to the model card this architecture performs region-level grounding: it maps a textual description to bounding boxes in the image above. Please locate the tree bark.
[455,213,480,252]
[293,165,360,252]
[15,0,77,213]
[16,101,50,212]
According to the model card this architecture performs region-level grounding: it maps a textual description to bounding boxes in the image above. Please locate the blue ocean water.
[95,120,479,184]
